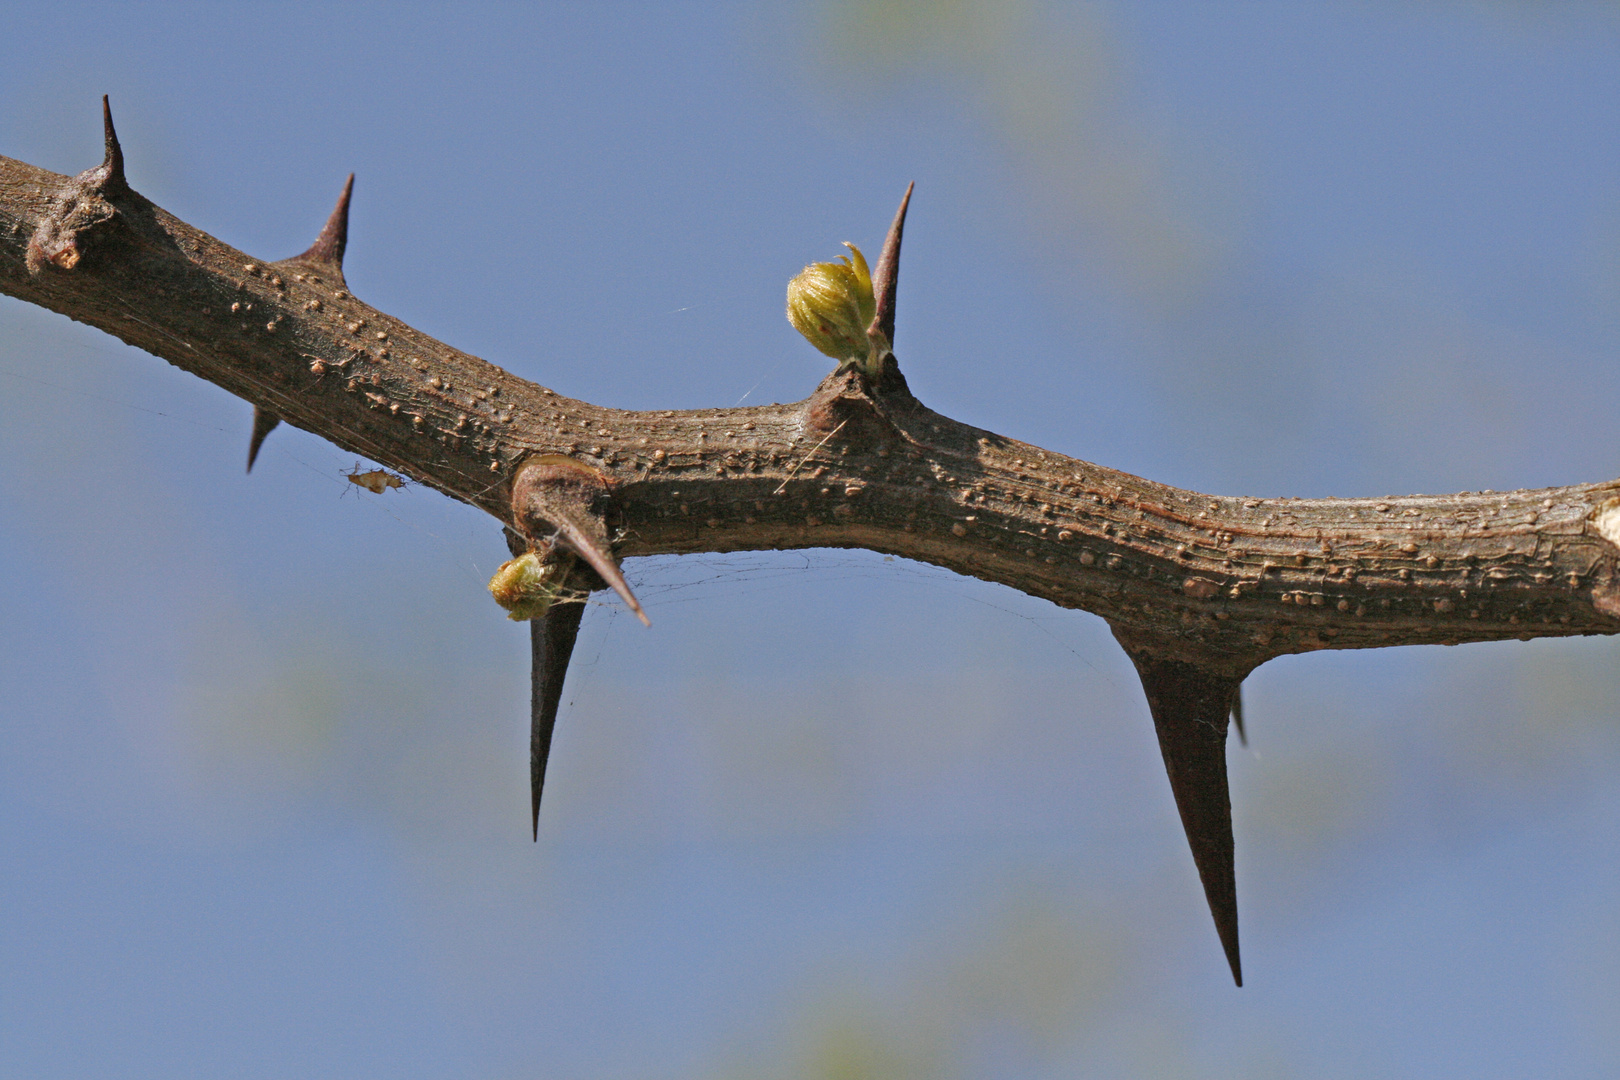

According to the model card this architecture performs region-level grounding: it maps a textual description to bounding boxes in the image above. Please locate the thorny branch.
[4,102,1620,985]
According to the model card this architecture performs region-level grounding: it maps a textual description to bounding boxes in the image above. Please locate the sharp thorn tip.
[869,182,913,349]
[247,408,280,473]
[1113,633,1244,989]
[553,518,648,627]
[98,95,127,193]
[529,602,585,850]
[295,173,354,269]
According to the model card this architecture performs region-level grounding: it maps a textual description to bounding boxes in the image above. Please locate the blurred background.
[3,2,1620,1076]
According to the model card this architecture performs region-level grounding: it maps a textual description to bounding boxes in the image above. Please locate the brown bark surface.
[7,116,1619,983]
[5,147,1617,672]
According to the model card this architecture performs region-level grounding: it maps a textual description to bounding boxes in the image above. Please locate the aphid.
[344,462,406,495]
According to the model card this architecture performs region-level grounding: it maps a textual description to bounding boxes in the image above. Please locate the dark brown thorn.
[295,173,354,269]
[511,456,650,628]
[247,407,280,473]
[1113,629,1246,986]
[96,95,127,195]
[1231,683,1247,747]
[550,516,650,627]
[503,527,588,839]
[867,181,913,352]
[528,600,586,839]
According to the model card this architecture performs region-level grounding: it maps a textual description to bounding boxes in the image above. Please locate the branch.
[5,103,1618,984]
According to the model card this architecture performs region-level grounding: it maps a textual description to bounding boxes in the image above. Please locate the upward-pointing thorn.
[96,95,128,196]
[1113,628,1247,986]
[295,173,354,270]
[867,181,913,351]
[247,407,280,473]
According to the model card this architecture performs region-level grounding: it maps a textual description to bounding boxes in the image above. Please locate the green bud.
[488,550,583,621]
[786,242,886,378]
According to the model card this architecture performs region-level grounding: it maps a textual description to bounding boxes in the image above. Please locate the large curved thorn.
[1114,629,1247,986]
[550,516,649,627]
[512,456,649,627]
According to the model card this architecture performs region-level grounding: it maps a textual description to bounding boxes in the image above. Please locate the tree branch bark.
[6,116,1618,985]
[6,148,1616,669]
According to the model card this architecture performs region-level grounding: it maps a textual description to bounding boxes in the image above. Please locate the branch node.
[511,455,649,627]
[24,96,129,275]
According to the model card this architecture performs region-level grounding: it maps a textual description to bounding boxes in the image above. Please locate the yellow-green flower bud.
[787,242,885,377]
[489,550,578,621]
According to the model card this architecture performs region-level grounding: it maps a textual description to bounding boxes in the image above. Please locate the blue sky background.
[4,2,1620,1077]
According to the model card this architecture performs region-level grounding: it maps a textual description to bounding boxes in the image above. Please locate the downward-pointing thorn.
[867,181,913,350]
[247,407,280,473]
[295,173,354,269]
[97,95,128,195]
[1113,629,1247,986]
[1231,683,1247,747]
[503,527,590,839]
[512,456,651,628]
[528,601,586,839]
[552,517,650,627]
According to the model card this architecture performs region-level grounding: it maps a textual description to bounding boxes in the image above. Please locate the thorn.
[96,95,128,195]
[503,526,590,839]
[247,407,280,472]
[1231,683,1247,747]
[551,516,650,627]
[528,600,586,839]
[294,173,354,269]
[511,456,650,628]
[1113,631,1246,986]
[867,181,913,351]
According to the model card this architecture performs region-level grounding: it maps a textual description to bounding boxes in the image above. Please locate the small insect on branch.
[344,463,407,495]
